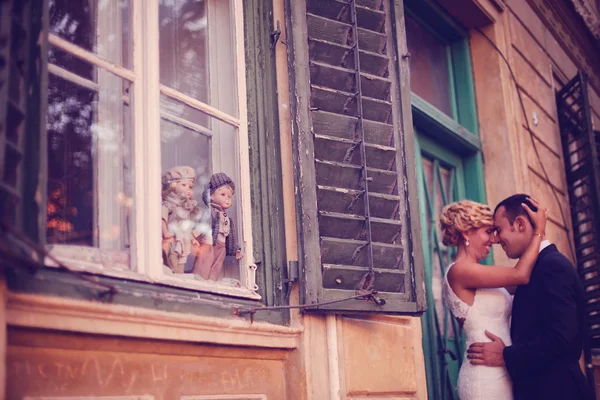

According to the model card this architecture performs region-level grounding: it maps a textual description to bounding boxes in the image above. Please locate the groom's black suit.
[504,244,594,399]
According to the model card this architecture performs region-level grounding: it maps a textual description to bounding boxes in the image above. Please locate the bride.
[440,198,547,400]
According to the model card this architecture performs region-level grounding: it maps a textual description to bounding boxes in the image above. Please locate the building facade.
[0,0,599,399]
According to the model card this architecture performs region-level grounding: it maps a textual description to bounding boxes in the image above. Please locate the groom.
[466,194,594,399]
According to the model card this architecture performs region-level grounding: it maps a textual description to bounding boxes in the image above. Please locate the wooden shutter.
[285,0,425,312]
[556,72,600,386]
[0,0,47,242]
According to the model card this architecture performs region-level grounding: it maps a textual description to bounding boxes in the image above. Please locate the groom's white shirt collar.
[539,239,551,253]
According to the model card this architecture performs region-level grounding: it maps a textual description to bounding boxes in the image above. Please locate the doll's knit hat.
[162,166,196,185]
[209,172,235,194]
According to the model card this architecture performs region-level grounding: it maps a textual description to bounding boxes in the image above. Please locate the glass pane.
[159,0,238,116]
[49,46,96,81]
[405,15,452,116]
[49,0,132,68]
[160,114,243,286]
[46,71,133,269]
[423,156,457,338]
[161,94,211,129]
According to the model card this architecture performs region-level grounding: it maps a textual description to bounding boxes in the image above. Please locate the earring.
[466,239,470,247]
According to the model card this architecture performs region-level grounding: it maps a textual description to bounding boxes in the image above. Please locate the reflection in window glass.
[49,0,131,68]
[47,76,95,246]
[161,95,210,129]
[405,15,452,117]
[159,0,209,104]
[159,0,244,287]
[161,118,212,196]
[48,45,95,81]
[46,72,133,268]
[46,0,134,270]
[159,0,237,115]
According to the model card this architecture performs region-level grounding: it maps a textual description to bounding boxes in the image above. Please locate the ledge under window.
[44,245,262,300]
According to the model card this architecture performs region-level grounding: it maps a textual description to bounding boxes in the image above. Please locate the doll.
[193,172,243,280]
[161,166,208,273]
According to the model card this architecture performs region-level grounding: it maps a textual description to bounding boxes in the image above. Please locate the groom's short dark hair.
[494,194,538,227]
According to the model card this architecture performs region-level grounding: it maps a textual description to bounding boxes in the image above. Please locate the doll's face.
[174,179,194,199]
[211,185,234,209]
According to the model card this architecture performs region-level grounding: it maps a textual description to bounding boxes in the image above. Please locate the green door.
[417,132,466,400]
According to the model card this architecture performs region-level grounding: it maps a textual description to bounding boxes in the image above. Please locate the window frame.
[140,0,260,298]
[42,0,259,299]
[9,0,289,322]
[404,0,476,129]
[405,0,486,205]
[406,2,490,397]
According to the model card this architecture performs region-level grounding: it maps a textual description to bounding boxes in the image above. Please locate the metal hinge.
[284,260,299,299]
[270,20,281,50]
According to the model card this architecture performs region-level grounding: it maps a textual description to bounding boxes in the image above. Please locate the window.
[35,0,269,300]
[405,14,452,116]
[47,0,133,261]
[285,0,425,312]
[404,0,477,134]
[158,0,251,288]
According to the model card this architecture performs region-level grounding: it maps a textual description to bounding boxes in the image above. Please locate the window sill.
[5,292,301,349]
[45,245,261,300]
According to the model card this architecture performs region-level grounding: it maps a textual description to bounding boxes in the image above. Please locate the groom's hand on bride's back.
[467,330,506,367]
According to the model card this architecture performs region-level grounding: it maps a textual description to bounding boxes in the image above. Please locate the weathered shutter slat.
[287,0,424,312]
[0,0,37,231]
[312,111,395,145]
[556,72,600,388]
[0,0,46,249]
[314,138,396,170]
[322,265,405,292]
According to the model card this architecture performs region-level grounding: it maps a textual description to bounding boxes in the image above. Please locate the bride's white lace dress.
[443,263,514,400]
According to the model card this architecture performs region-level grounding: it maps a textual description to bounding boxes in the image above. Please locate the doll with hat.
[161,166,209,273]
[192,172,243,280]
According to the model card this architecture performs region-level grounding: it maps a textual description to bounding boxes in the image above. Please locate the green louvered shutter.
[285,0,425,313]
[0,0,47,243]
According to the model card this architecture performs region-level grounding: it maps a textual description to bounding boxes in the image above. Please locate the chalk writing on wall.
[180,396,267,400]
[23,396,154,400]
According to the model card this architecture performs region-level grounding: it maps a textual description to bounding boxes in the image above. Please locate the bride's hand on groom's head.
[522,197,548,236]
[466,330,506,367]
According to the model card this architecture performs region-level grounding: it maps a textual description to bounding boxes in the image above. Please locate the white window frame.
[44,0,260,300]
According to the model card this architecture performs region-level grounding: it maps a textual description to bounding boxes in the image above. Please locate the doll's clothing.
[210,242,227,280]
[210,203,238,256]
[162,194,207,272]
[162,194,199,221]
[216,208,231,244]
[162,205,195,258]
[193,242,226,280]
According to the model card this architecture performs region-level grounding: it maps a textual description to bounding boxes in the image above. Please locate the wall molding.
[526,0,600,92]
[570,0,600,39]
[6,292,301,349]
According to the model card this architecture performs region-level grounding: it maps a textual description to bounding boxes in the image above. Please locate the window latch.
[270,20,281,51]
[284,260,299,299]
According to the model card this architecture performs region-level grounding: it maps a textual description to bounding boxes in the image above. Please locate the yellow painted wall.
[473,0,600,267]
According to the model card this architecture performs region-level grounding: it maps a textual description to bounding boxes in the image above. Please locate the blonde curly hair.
[440,200,493,247]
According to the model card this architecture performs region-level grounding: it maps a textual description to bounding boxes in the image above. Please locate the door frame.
[404,2,489,398]
[413,115,489,400]
[416,131,462,399]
